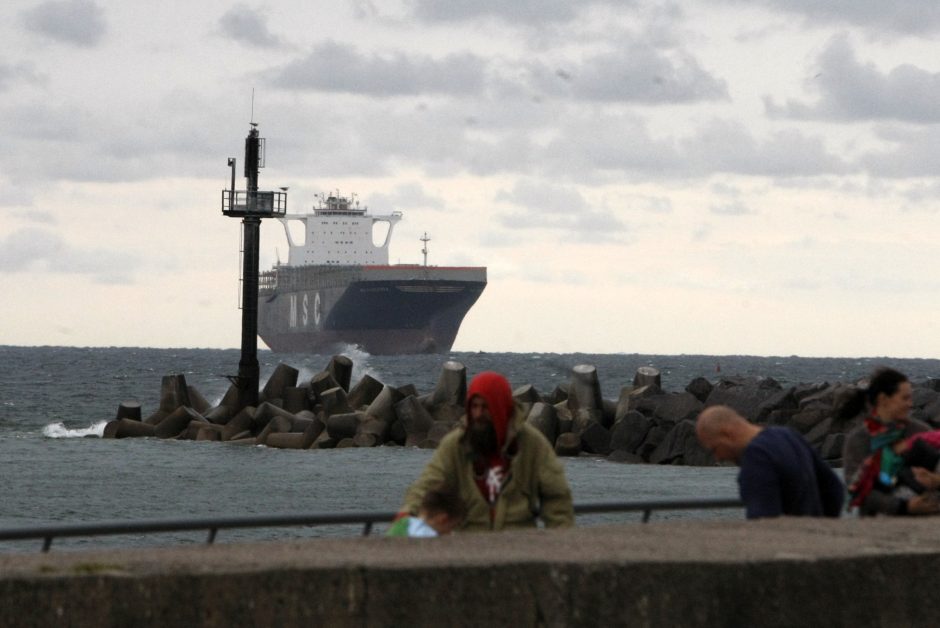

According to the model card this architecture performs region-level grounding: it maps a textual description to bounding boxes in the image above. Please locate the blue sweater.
[738,427,844,519]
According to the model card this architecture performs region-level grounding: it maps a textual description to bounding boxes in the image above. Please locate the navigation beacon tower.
[221,123,287,408]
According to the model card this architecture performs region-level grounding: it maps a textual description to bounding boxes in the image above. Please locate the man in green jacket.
[400,371,574,531]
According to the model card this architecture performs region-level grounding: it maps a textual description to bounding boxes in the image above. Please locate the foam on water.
[42,420,107,439]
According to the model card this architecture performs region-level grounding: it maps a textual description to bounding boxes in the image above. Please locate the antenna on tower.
[250,88,256,124]
[420,232,431,267]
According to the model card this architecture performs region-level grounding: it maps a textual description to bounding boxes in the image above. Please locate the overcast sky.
[3,0,940,357]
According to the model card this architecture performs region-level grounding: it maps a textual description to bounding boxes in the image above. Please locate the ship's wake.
[42,421,107,439]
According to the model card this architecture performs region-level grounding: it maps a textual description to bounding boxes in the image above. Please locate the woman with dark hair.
[842,367,940,516]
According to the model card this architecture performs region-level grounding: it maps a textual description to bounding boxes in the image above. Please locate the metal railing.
[0,498,743,553]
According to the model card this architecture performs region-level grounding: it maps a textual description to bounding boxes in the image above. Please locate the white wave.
[336,344,379,383]
[42,420,108,439]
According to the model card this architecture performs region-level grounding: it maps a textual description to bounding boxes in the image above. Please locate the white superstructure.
[277,193,402,267]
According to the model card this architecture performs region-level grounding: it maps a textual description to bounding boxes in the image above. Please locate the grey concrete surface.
[2,518,940,627]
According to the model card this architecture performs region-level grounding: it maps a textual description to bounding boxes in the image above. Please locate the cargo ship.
[257,193,486,354]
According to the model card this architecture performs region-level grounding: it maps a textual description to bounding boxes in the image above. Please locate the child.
[387,484,466,537]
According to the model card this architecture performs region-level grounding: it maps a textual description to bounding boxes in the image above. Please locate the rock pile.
[103,357,940,466]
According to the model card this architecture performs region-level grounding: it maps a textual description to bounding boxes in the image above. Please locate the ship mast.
[221,122,287,409]
[421,232,430,267]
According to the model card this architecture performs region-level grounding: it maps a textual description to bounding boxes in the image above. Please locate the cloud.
[722,0,940,35]
[0,91,234,184]
[765,35,940,124]
[267,41,486,96]
[859,125,940,178]
[494,180,625,240]
[524,45,728,104]
[20,0,106,47]
[710,201,756,216]
[539,115,848,179]
[0,227,140,283]
[365,182,446,211]
[0,61,43,92]
[218,5,281,49]
[408,0,611,24]
[495,179,587,213]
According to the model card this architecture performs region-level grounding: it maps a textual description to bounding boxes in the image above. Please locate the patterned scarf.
[848,416,905,508]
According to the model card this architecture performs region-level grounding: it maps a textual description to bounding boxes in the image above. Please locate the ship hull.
[257,265,486,355]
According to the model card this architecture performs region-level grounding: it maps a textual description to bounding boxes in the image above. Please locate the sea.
[4,345,940,553]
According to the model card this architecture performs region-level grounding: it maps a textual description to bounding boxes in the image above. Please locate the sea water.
[3,345,939,552]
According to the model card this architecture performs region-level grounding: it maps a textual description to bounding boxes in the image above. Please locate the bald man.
[696,405,844,519]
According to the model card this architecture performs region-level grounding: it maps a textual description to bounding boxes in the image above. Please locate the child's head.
[419,484,466,535]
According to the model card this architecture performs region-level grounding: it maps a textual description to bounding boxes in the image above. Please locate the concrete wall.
[2,518,939,627]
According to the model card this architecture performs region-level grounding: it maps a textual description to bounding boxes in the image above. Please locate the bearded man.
[400,371,574,531]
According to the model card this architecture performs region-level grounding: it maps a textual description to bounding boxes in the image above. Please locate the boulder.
[353,433,379,448]
[221,407,256,441]
[260,363,299,403]
[527,402,558,445]
[685,377,713,403]
[634,392,703,428]
[396,384,418,399]
[820,433,845,461]
[554,401,573,434]
[308,371,341,405]
[703,377,783,422]
[649,420,713,466]
[609,411,652,455]
[554,433,581,457]
[615,385,663,422]
[320,386,353,417]
[155,406,205,439]
[514,384,541,405]
[546,383,569,405]
[347,374,385,409]
[786,407,830,434]
[186,387,212,415]
[366,386,406,424]
[755,387,798,424]
[251,402,298,432]
[427,361,467,407]
[327,355,353,392]
[195,426,222,442]
[103,418,154,439]
[633,366,662,389]
[204,405,233,425]
[568,365,604,414]
[266,432,306,449]
[395,396,434,436]
[256,415,292,445]
[607,450,644,464]
[282,387,309,414]
[637,425,668,461]
[803,416,835,447]
[159,374,191,414]
[359,418,389,444]
[326,412,362,441]
[299,416,326,448]
[426,421,456,447]
[115,401,142,422]
[580,421,611,455]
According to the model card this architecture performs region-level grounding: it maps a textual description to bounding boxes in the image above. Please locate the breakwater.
[99,355,940,465]
[3,517,940,627]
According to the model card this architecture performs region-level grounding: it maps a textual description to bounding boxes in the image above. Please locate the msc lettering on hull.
[288,292,320,329]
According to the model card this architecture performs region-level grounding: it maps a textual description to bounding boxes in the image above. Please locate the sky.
[3,0,940,357]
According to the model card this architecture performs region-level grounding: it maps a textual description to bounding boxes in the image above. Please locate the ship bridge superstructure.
[277,193,402,267]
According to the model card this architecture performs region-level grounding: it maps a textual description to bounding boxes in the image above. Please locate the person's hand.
[912,467,940,490]
[907,493,940,515]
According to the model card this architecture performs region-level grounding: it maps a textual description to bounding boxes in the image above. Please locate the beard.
[468,421,499,456]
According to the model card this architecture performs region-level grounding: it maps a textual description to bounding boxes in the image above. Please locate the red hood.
[466,371,513,451]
